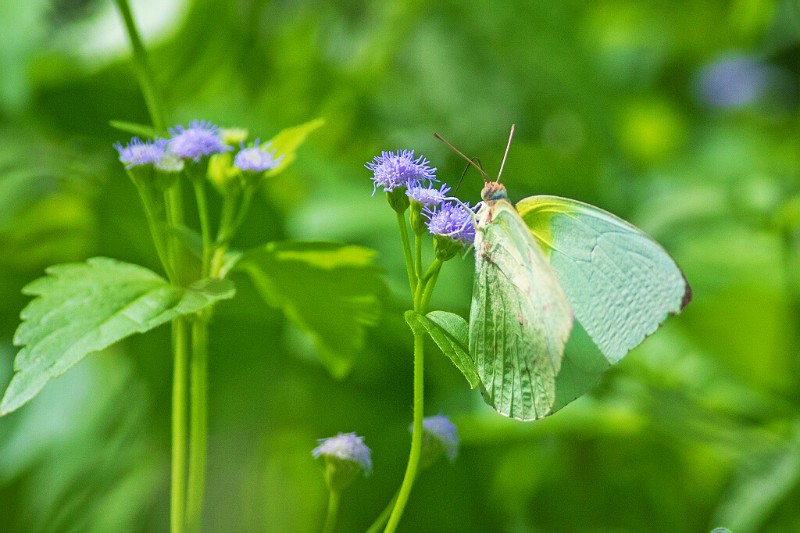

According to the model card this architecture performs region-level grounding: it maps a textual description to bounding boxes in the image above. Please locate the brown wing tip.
[680,276,692,310]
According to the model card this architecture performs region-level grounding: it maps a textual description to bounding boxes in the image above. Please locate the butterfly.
[446,126,691,421]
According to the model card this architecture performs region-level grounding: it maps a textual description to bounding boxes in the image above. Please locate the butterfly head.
[481,181,508,203]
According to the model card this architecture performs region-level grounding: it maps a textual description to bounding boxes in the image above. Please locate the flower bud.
[312,432,372,492]
[411,416,459,470]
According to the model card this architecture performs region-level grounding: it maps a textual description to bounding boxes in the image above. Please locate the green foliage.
[404,310,479,389]
[264,118,326,177]
[109,120,159,139]
[2,0,800,531]
[0,258,235,415]
[235,242,383,377]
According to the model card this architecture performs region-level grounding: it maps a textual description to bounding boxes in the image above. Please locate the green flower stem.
[114,4,195,533]
[365,490,399,533]
[186,314,210,533]
[192,179,213,277]
[420,267,441,312]
[113,0,167,132]
[170,319,189,533]
[209,192,239,277]
[132,182,175,281]
[420,258,442,285]
[418,258,443,311]
[226,187,255,242]
[396,211,417,295]
[383,255,443,533]
[384,326,425,533]
[321,489,341,533]
[414,234,423,281]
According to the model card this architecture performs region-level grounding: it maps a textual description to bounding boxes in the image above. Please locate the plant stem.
[414,234,423,281]
[210,192,239,276]
[114,5,195,533]
[365,490,399,533]
[113,0,167,132]
[186,314,209,533]
[321,490,341,533]
[193,179,213,277]
[384,328,425,533]
[133,181,176,281]
[226,187,254,243]
[420,266,441,311]
[396,211,417,295]
[170,319,189,533]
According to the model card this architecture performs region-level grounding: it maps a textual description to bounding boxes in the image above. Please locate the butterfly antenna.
[455,157,484,192]
[434,132,490,182]
[496,124,515,184]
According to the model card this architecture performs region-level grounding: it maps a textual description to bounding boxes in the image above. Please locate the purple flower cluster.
[407,180,450,206]
[115,120,231,170]
[167,120,231,161]
[116,120,284,177]
[366,150,475,245]
[233,139,283,172]
[114,137,170,170]
[365,150,437,194]
[312,432,372,476]
[424,201,476,245]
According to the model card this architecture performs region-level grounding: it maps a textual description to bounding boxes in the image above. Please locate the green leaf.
[234,241,383,377]
[109,120,159,139]
[264,118,325,177]
[0,257,235,415]
[405,310,479,389]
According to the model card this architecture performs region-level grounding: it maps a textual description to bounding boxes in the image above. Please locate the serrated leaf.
[405,310,479,389]
[264,118,325,177]
[235,241,382,377]
[109,120,159,139]
[0,257,235,415]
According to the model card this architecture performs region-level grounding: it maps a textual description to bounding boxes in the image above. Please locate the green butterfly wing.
[469,200,573,421]
[516,195,691,365]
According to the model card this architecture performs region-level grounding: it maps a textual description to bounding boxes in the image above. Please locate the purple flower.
[312,432,372,476]
[697,55,771,109]
[114,137,168,169]
[411,415,459,466]
[424,201,476,245]
[168,120,231,161]
[407,181,451,206]
[234,139,284,172]
[366,150,437,194]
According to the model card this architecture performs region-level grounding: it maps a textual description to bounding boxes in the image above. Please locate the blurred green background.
[1,0,800,531]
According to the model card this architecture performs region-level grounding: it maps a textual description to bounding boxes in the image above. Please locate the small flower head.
[407,181,451,206]
[313,432,372,492]
[233,139,284,173]
[168,120,231,161]
[425,201,476,260]
[114,137,168,169]
[425,201,476,245]
[366,150,437,194]
[411,415,460,469]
